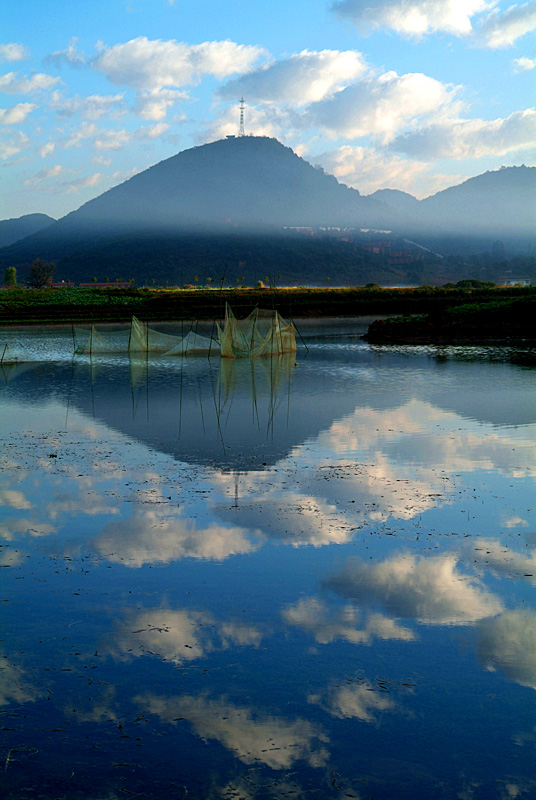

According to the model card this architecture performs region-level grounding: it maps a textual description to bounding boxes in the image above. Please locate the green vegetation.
[366,292,536,343]
[4,266,16,286]
[26,258,56,289]
[1,283,534,330]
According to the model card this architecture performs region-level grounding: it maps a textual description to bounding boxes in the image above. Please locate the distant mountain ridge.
[0,137,534,285]
[369,166,535,236]
[0,213,55,248]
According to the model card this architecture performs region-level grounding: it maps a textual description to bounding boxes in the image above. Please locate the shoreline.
[1,285,534,329]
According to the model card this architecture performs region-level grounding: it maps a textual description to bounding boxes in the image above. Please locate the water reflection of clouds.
[218,493,353,547]
[478,610,536,691]
[0,651,42,707]
[94,509,258,565]
[3,386,536,571]
[0,488,33,510]
[106,604,262,665]
[324,553,503,625]
[0,516,56,540]
[309,681,397,722]
[321,400,536,476]
[470,537,536,584]
[282,597,414,645]
[139,693,329,770]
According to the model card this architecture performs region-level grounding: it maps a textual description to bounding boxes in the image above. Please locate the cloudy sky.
[1,0,535,219]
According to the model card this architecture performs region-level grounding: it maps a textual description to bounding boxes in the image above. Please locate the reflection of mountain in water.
[2,345,535,469]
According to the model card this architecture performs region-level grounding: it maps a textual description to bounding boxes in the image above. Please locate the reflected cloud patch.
[106,605,262,664]
[310,680,396,722]
[283,596,415,644]
[470,538,536,583]
[0,488,33,510]
[94,508,258,565]
[478,610,536,690]
[325,553,503,624]
[0,652,42,707]
[139,692,329,769]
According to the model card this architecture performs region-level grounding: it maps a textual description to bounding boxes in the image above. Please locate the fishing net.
[217,305,296,358]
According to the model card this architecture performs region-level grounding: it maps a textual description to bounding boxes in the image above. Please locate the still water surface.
[1,320,535,799]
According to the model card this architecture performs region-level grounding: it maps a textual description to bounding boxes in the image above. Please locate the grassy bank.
[365,295,536,343]
[1,284,535,328]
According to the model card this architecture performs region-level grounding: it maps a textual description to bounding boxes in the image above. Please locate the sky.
[1,0,535,220]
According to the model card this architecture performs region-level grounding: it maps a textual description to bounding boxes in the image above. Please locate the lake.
[1,320,535,799]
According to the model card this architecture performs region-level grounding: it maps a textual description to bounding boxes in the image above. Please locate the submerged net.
[129,316,184,353]
[74,311,294,359]
[73,325,131,354]
[164,330,220,356]
[217,305,296,358]
[74,317,219,356]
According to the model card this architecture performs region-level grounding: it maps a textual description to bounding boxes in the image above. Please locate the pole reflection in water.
[0,327,535,800]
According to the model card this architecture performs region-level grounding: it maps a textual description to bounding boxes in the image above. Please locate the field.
[1,283,535,331]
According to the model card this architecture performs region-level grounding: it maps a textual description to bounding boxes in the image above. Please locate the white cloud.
[479,1,536,47]
[39,141,55,158]
[135,88,187,120]
[93,37,266,92]
[513,56,536,70]
[23,164,71,186]
[91,154,112,166]
[0,71,61,94]
[52,172,105,195]
[49,91,125,120]
[62,122,171,154]
[313,144,443,197]
[201,103,293,143]
[93,128,132,151]
[45,37,86,69]
[139,693,330,769]
[0,43,30,62]
[325,553,503,625]
[306,71,457,142]
[0,130,29,160]
[0,102,36,125]
[391,108,536,159]
[218,50,368,107]
[478,610,536,689]
[283,596,415,644]
[332,0,493,38]
[138,122,170,139]
[64,121,101,148]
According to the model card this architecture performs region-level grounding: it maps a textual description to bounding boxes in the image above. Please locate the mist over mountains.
[1,136,534,286]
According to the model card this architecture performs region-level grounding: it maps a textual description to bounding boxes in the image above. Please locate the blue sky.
[1,0,535,219]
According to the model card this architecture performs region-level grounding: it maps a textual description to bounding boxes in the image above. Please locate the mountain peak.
[62,135,377,231]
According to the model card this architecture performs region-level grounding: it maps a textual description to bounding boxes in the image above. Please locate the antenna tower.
[239,97,245,137]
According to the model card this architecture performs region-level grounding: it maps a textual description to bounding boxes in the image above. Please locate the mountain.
[0,213,55,249]
[0,136,410,285]
[0,138,534,285]
[370,167,535,250]
[63,135,396,231]
[419,166,535,236]
[369,189,421,216]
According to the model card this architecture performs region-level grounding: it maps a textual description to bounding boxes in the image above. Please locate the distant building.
[500,277,531,286]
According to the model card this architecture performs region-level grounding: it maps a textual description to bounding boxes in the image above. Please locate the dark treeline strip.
[1,284,535,327]
[365,295,536,343]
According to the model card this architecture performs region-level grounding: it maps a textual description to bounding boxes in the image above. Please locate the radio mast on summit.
[239,97,245,137]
